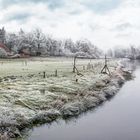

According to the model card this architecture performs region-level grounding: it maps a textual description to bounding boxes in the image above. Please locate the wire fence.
[0,57,117,78]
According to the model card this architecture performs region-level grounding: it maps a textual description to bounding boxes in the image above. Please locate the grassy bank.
[0,57,132,139]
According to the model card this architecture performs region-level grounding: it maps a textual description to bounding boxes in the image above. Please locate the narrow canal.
[28,60,140,140]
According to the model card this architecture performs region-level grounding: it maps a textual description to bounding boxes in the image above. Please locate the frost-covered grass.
[0,57,116,77]
[0,57,127,139]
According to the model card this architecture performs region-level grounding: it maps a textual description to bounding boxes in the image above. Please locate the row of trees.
[0,27,102,58]
[107,46,140,59]
[1,27,140,59]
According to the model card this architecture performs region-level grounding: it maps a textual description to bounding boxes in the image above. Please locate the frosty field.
[0,57,132,139]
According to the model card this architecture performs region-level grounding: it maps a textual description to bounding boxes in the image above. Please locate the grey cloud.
[89,24,102,31]
[115,33,132,38]
[80,0,122,14]
[4,12,32,22]
[68,10,82,15]
[115,23,133,31]
[0,0,64,10]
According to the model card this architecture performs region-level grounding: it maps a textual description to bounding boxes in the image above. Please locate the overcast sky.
[0,0,140,49]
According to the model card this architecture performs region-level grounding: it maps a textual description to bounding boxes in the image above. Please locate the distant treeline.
[0,27,102,58]
[0,27,139,59]
[107,46,140,59]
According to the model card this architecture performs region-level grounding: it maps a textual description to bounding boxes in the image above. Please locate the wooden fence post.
[55,69,58,77]
[43,71,46,78]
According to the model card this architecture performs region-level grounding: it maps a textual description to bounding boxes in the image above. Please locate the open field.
[0,57,116,77]
[0,57,132,139]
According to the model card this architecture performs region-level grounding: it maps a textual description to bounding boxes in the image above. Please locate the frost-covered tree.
[6,33,19,53]
[46,38,63,56]
[113,47,126,58]
[0,27,6,44]
[32,28,46,56]
[18,31,31,50]
[0,27,103,58]
[15,29,38,56]
[112,46,140,59]
[64,39,77,54]
[76,40,91,53]
[75,39,101,58]
[0,48,7,58]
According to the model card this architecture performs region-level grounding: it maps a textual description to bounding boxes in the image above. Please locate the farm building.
[0,43,10,53]
[0,43,11,58]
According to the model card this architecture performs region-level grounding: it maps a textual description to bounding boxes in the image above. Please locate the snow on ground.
[0,57,130,139]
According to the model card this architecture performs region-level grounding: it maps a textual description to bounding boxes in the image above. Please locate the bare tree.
[0,27,6,44]
[32,28,46,56]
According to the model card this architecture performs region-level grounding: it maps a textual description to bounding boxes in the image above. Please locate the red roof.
[0,43,10,53]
